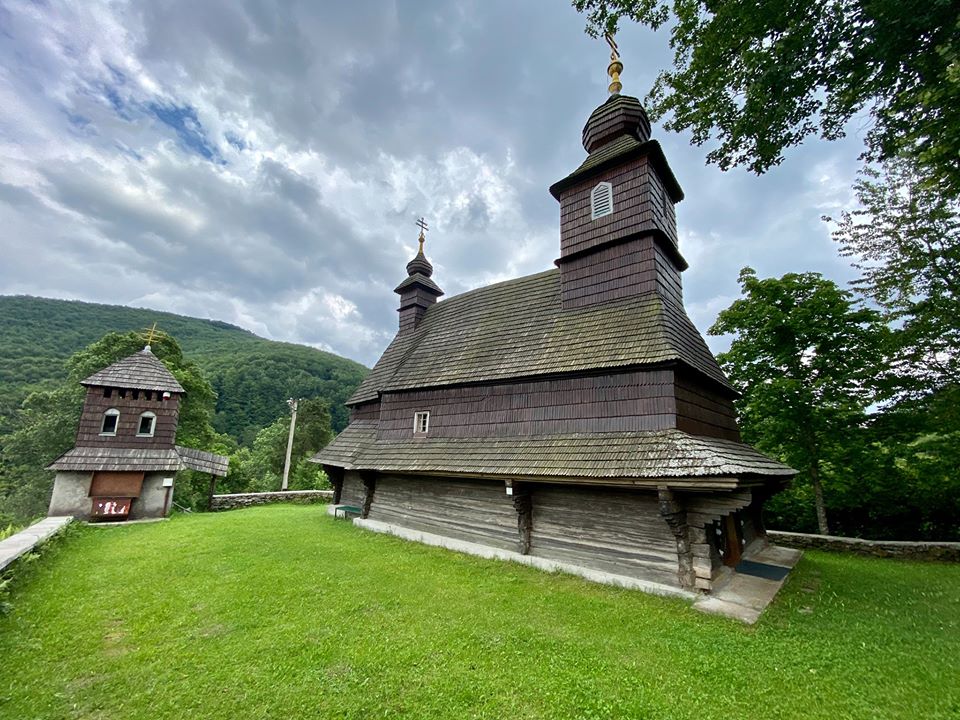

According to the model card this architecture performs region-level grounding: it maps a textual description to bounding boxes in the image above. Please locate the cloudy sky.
[0,0,866,367]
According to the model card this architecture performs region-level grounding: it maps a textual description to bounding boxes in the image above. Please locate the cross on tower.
[142,322,158,350]
[415,217,429,252]
[604,32,619,59]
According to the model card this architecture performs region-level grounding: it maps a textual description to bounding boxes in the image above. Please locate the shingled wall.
[76,387,180,449]
[560,238,683,309]
[376,369,679,439]
[558,155,677,258]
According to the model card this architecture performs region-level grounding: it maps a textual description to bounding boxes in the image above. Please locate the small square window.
[102,387,112,398]
[101,411,119,435]
[413,411,430,434]
[137,413,156,437]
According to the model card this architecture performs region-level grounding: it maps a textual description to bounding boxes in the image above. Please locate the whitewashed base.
[353,517,696,601]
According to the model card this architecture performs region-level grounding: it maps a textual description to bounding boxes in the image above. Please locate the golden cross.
[605,32,619,59]
[143,322,158,347]
[415,217,429,252]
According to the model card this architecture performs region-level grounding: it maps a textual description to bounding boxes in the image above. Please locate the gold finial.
[605,33,622,95]
[415,217,429,254]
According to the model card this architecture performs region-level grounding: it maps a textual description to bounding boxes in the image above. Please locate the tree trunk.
[810,463,830,535]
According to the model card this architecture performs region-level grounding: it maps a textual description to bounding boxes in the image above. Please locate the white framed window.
[137,412,157,437]
[100,409,120,436]
[590,181,614,219]
[413,411,430,434]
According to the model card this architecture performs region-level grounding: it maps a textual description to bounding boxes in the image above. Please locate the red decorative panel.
[90,497,134,519]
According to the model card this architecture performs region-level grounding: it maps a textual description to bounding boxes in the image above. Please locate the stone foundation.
[210,490,333,511]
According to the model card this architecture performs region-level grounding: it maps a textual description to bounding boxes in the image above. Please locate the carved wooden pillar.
[512,489,533,555]
[324,465,344,505]
[658,486,695,590]
[360,472,377,519]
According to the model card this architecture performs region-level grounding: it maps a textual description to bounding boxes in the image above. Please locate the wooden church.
[313,46,795,595]
[47,345,228,522]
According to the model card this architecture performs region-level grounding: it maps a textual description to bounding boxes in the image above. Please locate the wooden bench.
[334,505,362,519]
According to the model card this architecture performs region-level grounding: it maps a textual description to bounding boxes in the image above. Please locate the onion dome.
[582,94,652,153]
[406,247,434,278]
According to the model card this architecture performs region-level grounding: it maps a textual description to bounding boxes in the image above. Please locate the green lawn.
[1,505,958,719]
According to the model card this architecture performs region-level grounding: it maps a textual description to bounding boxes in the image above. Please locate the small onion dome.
[406,248,433,278]
[581,94,652,154]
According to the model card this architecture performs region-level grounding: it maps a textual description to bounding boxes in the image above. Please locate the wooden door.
[89,472,144,497]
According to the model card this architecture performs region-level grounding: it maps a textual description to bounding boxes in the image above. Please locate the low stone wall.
[210,490,333,511]
[768,530,960,562]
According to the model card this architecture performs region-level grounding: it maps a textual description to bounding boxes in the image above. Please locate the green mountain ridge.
[0,295,368,441]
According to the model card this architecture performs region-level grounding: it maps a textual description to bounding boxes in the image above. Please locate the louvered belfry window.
[590,181,614,219]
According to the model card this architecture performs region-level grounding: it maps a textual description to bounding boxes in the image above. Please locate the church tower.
[549,39,686,310]
[47,342,228,521]
[395,218,443,332]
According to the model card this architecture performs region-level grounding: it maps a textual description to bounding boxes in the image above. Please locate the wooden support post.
[207,474,217,511]
[360,472,376,519]
[511,487,533,555]
[658,486,695,591]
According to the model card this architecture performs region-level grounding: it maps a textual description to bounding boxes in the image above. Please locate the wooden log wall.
[377,369,677,439]
[366,475,518,552]
[529,486,681,588]
[340,471,366,507]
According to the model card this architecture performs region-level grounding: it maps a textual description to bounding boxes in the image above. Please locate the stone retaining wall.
[768,530,960,562]
[210,490,333,511]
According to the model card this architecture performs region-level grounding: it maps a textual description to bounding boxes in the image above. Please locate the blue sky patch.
[147,102,224,163]
[225,131,247,151]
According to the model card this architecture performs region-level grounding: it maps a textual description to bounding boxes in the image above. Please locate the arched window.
[137,412,157,437]
[590,181,614,219]
[101,409,120,436]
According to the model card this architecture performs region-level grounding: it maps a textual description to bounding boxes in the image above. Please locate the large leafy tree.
[573,0,960,196]
[709,268,887,534]
[827,157,960,397]
[228,397,333,493]
[0,331,228,523]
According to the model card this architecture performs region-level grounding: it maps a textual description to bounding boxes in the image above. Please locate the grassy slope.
[0,296,368,436]
[1,505,958,720]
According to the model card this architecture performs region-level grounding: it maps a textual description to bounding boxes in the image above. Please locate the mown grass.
[1,504,958,719]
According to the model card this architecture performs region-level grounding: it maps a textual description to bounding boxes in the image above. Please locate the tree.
[709,268,887,533]
[229,397,333,493]
[827,157,960,397]
[573,0,960,196]
[0,331,228,523]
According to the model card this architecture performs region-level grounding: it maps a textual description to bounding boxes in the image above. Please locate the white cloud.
[0,0,868,369]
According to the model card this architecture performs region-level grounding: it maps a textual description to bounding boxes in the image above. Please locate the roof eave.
[549,139,684,202]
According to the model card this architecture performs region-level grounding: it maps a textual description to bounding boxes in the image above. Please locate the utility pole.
[281,397,299,491]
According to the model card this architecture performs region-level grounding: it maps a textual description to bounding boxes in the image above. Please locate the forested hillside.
[0,296,368,440]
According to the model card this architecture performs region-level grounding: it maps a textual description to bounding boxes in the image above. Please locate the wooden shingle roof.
[311,420,794,481]
[47,445,229,476]
[81,348,185,393]
[348,269,731,405]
